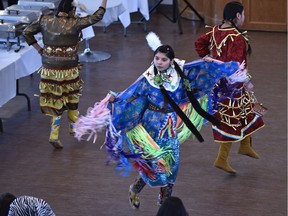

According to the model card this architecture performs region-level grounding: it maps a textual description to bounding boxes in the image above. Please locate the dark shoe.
[129,184,140,209]
[49,139,63,149]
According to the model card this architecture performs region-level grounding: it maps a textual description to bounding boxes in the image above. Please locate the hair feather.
[146,32,162,51]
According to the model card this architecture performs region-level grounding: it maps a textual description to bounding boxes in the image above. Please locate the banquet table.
[0,41,42,132]
[119,0,150,29]
[78,0,149,28]
[77,0,126,27]
[78,0,149,62]
[0,43,41,107]
[77,0,127,62]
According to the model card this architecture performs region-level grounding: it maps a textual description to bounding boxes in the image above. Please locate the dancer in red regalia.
[195,1,265,174]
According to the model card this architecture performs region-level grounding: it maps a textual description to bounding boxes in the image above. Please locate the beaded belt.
[148,103,174,113]
[43,45,78,57]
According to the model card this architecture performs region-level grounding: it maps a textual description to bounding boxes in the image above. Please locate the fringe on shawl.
[73,94,111,143]
[126,124,175,179]
[73,94,134,176]
[177,95,208,144]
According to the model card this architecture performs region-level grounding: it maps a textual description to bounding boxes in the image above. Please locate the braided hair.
[222,1,252,55]
[153,45,220,142]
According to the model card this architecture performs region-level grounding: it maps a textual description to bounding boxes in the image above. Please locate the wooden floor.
[0,10,287,216]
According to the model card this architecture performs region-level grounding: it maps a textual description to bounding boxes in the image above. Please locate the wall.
[178,0,287,32]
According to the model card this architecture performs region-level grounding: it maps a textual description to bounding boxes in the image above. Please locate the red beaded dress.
[195,26,264,142]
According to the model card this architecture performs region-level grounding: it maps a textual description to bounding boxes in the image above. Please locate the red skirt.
[211,83,265,142]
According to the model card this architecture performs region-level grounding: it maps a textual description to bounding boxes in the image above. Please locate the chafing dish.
[0,10,38,23]
[0,10,38,51]
[6,5,52,16]
[0,19,26,51]
[18,0,61,10]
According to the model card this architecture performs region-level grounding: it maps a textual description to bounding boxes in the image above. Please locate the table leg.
[78,38,111,63]
[141,0,204,34]
[0,118,3,133]
[16,79,31,112]
[140,0,183,34]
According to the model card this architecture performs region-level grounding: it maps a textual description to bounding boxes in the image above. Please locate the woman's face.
[236,10,245,27]
[153,52,172,72]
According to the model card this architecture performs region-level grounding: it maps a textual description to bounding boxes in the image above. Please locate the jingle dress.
[195,26,265,142]
[93,59,241,187]
[22,7,106,116]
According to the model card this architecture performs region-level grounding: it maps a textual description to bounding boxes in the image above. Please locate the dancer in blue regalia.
[74,32,244,209]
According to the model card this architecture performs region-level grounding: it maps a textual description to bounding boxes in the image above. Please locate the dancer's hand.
[109,95,115,102]
[239,60,246,71]
[109,91,117,102]
[202,56,214,62]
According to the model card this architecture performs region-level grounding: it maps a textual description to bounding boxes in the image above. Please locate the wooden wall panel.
[242,0,287,32]
[178,0,287,32]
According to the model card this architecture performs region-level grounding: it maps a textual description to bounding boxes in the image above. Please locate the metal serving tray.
[0,10,38,23]
[18,0,61,10]
[6,5,52,16]
[0,20,24,37]
[0,19,26,51]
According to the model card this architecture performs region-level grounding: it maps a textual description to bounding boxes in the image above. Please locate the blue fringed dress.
[107,59,239,187]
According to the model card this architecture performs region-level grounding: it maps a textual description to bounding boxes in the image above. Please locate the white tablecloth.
[119,0,149,27]
[78,0,128,40]
[78,0,126,27]
[129,0,149,20]
[18,0,60,9]
[78,0,149,29]
[0,42,42,107]
[0,56,19,107]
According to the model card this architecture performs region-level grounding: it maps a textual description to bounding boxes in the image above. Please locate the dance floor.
[0,9,287,216]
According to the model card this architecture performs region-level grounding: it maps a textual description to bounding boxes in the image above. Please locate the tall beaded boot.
[49,115,63,149]
[157,183,174,206]
[238,135,260,159]
[67,109,79,136]
[214,142,236,175]
[129,176,146,209]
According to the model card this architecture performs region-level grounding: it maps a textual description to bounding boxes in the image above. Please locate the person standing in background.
[0,1,4,10]
[7,0,18,6]
[195,1,265,175]
[22,0,108,149]
[0,0,18,10]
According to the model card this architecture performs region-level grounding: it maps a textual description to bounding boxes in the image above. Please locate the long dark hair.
[154,45,175,60]
[57,0,75,14]
[153,45,220,142]
[0,193,16,216]
[156,196,189,216]
[222,1,252,55]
